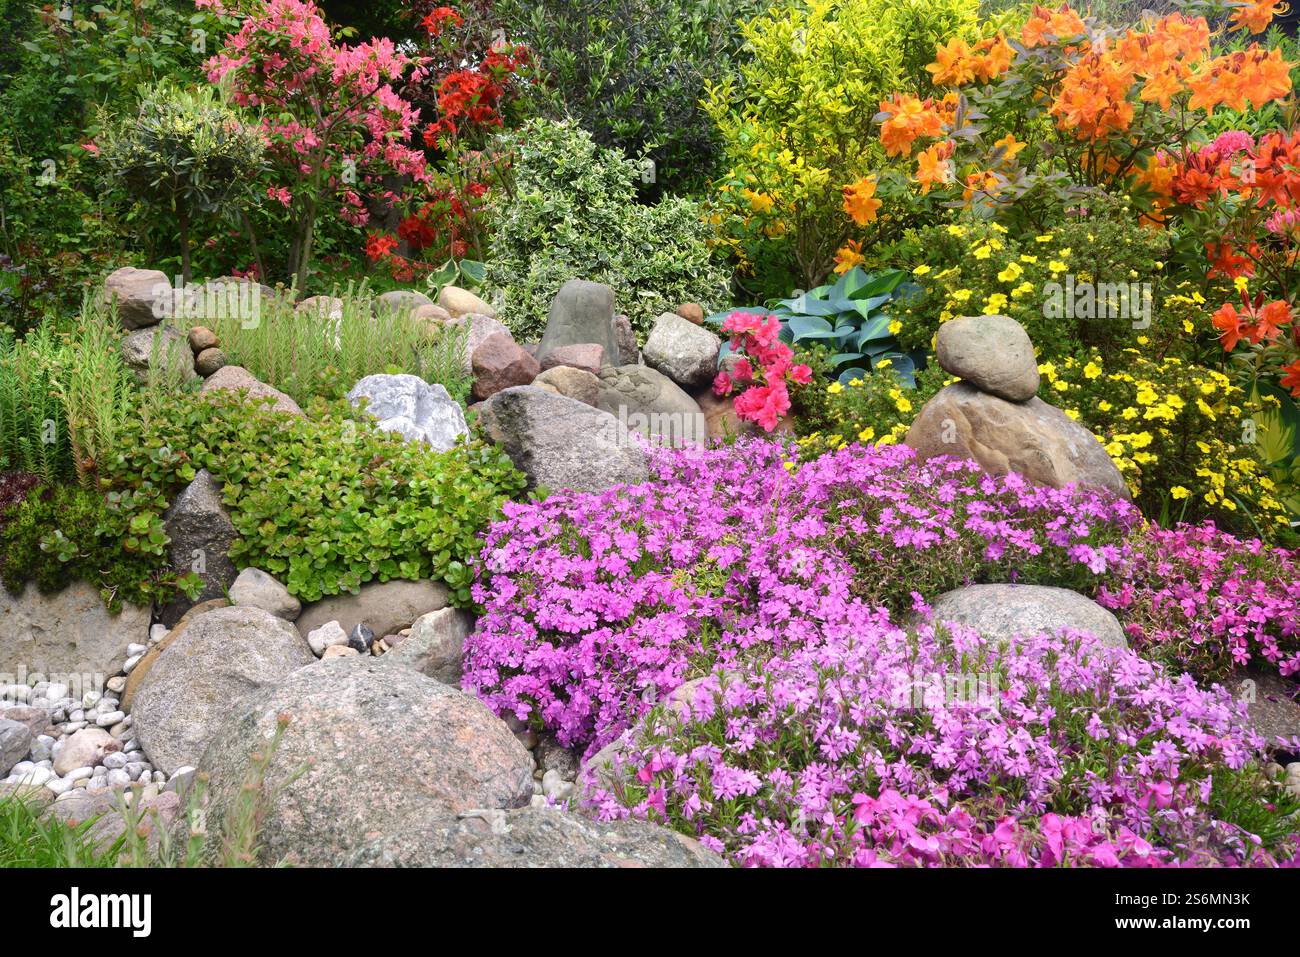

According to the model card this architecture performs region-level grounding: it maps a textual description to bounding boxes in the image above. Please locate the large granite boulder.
[131,606,314,774]
[596,365,706,447]
[157,469,238,629]
[532,366,602,407]
[346,806,725,868]
[0,581,148,679]
[477,386,648,493]
[197,659,533,866]
[905,383,1129,499]
[102,267,169,329]
[936,315,1040,401]
[535,280,620,370]
[201,365,303,417]
[642,313,721,390]
[928,583,1128,649]
[295,579,450,641]
[346,374,468,452]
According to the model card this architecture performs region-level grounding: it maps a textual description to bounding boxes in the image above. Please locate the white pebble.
[82,691,100,709]
[102,752,128,770]
[106,676,127,694]
[46,683,69,701]
[122,655,143,674]
[95,711,125,727]
[149,624,169,644]
[126,643,147,657]
[44,777,74,795]
[66,767,94,782]
[106,769,131,789]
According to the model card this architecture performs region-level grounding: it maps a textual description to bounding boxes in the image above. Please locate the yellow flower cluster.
[1045,350,1287,534]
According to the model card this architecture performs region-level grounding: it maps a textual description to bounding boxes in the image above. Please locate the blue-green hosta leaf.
[787,314,836,340]
[848,269,908,300]
[830,351,865,366]
[853,315,894,347]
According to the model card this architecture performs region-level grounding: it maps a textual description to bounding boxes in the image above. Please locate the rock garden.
[1,0,1299,870]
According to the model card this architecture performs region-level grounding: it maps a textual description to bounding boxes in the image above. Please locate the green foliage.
[0,793,121,868]
[0,324,73,482]
[96,82,267,281]
[489,118,728,341]
[705,0,982,295]
[0,481,185,612]
[103,390,528,605]
[495,0,766,195]
[204,284,469,407]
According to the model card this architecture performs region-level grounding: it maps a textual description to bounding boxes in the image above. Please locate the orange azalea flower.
[1206,241,1258,280]
[1251,298,1293,342]
[963,169,1001,204]
[928,37,978,87]
[1051,49,1136,139]
[1022,4,1087,48]
[833,239,866,275]
[1134,152,1176,200]
[842,175,882,226]
[1252,130,1300,207]
[1187,47,1293,113]
[992,133,1026,164]
[1280,359,1300,397]
[973,33,1014,82]
[1229,0,1283,34]
[915,141,956,194]
[1212,302,1250,351]
[1139,68,1183,111]
[877,94,945,157]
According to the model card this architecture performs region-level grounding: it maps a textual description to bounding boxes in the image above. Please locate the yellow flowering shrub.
[886,206,1174,358]
[1044,350,1289,538]
[705,0,981,296]
[792,352,950,457]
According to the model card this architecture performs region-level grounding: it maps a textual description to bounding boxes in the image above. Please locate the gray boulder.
[0,581,149,679]
[596,365,706,447]
[102,267,169,329]
[346,374,468,452]
[157,469,238,628]
[612,314,639,365]
[532,366,602,407]
[478,386,648,493]
[197,658,533,866]
[202,365,303,417]
[119,324,199,385]
[228,567,300,622]
[928,584,1128,649]
[295,579,450,642]
[381,607,472,685]
[0,719,31,777]
[936,314,1040,401]
[642,313,721,390]
[375,289,434,318]
[346,806,725,868]
[131,606,314,774]
[535,280,620,370]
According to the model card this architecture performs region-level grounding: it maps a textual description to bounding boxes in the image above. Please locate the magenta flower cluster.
[464,440,1139,755]
[1098,523,1300,680]
[583,622,1291,867]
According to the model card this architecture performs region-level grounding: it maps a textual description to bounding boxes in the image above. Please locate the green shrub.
[104,390,528,605]
[0,481,183,612]
[488,118,729,342]
[204,284,472,407]
[96,82,267,283]
[494,0,766,195]
[0,324,72,482]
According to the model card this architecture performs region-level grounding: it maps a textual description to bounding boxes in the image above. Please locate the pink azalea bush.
[198,0,429,287]
[712,313,812,431]
[583,622,1296,867]
[1098,523,1300,680]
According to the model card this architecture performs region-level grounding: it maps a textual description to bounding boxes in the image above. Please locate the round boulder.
[928,583,1128,649]
[197,659,533,866]
[131,606,315,774]
[935,314,1039,401]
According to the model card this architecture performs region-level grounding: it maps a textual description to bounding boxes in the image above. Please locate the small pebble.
[106,676,127,694]
[96,711,126,727]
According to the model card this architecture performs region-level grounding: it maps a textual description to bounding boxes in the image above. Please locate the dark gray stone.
[535,280,620,370]
[158,469,238,629]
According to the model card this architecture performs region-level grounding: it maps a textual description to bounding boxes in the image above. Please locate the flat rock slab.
[0,581,149,680]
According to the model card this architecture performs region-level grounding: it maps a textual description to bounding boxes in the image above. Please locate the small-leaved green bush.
[489,118,729,342]
[103,389,527,605]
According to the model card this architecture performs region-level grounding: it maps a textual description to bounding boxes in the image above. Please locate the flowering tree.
[198,0,429,290]
[365,1,531,280]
